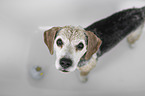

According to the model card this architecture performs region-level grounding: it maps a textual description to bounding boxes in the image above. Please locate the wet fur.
[85,7,145,57]
[44,7,145,83]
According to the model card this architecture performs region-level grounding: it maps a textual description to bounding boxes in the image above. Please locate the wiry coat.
[44,7,145,83]
[85,7,145,57]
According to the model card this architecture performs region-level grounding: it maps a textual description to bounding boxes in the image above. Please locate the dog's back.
[85,7,145,57]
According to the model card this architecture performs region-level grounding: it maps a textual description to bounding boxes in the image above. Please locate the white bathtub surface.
[0,0,145,96]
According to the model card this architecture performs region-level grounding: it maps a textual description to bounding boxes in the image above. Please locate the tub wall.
[0,0,145,96]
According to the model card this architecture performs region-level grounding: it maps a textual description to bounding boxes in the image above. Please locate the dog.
[44,7,145,82]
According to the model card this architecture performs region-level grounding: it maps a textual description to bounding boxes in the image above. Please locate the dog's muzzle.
[59,58,72,72]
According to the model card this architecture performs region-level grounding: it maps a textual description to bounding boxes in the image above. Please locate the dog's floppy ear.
[84,31,102,60]
[44,27,61,55]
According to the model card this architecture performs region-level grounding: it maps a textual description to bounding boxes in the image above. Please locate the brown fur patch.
[84,31,102,60]
[44,27,61,55]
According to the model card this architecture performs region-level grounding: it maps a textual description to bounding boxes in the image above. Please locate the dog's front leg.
[78,54,97,83]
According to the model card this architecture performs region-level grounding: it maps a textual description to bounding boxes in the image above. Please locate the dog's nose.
[60,58,72,69]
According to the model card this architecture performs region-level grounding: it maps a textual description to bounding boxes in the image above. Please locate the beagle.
[44,7,145,82]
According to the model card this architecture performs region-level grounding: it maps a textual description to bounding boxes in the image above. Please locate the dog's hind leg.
[127,23,144,48]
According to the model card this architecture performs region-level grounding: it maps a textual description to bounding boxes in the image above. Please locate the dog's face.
[44,26,102,73]
[54,26,87,72]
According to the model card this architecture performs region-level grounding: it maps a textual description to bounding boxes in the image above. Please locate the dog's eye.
[76,42,84,50]
[56,39,63,47]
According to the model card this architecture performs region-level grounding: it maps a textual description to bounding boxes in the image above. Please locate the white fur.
[127,23,144,48]
[54,26,87,72]
[78,53,97,82]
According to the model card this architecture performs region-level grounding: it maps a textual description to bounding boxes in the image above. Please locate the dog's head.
[44,26,102,73]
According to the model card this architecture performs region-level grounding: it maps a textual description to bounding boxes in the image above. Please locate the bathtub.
[0,0,145,96]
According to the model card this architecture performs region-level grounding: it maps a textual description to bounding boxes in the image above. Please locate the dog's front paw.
[128,42,137,49]
[79,76,88,83]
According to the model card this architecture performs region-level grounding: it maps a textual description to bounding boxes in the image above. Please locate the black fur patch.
[85,7,145,57]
